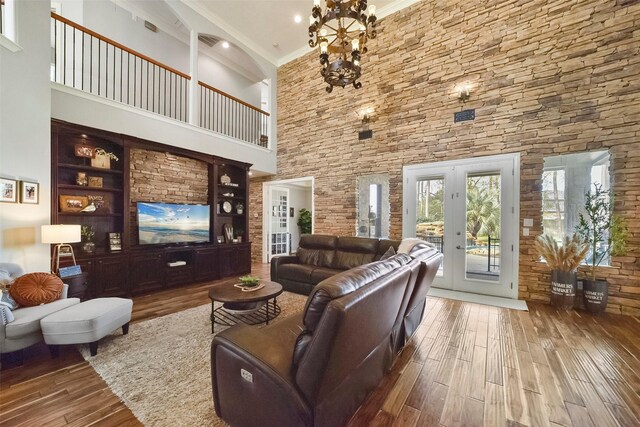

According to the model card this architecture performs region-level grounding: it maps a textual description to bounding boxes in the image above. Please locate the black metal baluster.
[105,43,109,98]
[72,27,76,87]
[81,31,84,90]
[54,19,57,83]
[63,24,66,85]
[118,49,122,102]
[113,43,116,100]
[90,36,93,93]
[98,39,101,96]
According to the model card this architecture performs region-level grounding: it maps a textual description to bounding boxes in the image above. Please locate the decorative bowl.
[238,275,260,287]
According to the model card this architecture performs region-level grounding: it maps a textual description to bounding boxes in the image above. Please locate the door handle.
[456,245,463,250]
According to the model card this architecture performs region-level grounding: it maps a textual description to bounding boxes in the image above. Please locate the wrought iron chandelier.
[309,0,378,93]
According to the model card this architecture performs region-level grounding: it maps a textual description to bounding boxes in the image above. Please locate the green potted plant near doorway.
[297,208,312,235]
[576,184,628,314]
[535,233,589,310]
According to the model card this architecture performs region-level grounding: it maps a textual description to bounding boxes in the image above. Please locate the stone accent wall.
[251,0,640,315]
[130,149,208,243]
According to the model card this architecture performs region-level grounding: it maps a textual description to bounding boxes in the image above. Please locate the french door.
[403,154,520,299]
[268,187,290,260]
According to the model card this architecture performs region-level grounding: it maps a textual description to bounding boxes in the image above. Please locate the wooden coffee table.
[208,280,283,333]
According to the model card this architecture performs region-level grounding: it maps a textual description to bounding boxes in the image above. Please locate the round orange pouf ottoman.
[9,273,64,307]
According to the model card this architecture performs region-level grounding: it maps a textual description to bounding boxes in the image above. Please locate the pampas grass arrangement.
[535,233,589,272]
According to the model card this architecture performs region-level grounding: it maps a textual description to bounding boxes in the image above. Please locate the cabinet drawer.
[166,267,194,286]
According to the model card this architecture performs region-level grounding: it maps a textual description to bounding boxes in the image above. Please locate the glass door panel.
[403,154,519,299]
[415,177,445,276]
[465,173,501,282]
[269,187,289,259]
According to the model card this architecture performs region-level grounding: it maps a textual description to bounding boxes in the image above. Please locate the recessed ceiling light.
[294,15,302,23]
[222,41,230,49]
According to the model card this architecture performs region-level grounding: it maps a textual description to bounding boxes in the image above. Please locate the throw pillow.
[0,269,13,290]
[0,289,19,310]
[9,273,64,307]
[379,245,396,260]
[397,238,425,254]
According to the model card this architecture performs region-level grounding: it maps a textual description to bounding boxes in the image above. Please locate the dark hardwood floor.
[1,264,639,426]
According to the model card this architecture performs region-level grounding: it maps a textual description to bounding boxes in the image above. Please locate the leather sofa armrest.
[270,255,299,282]
[211,318,312,426]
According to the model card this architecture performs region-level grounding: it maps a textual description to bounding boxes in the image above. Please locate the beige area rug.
[78,291,307,426]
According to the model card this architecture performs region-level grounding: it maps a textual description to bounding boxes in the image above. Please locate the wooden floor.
[1,264,639,426]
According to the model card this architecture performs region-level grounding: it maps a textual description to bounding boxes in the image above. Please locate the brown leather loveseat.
[271,234,401,295]
[212,244,443,426]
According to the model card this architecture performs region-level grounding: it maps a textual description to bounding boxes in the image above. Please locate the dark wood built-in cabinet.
[51,120,252,298]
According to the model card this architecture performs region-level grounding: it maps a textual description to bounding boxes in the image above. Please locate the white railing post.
[188,29,199,126]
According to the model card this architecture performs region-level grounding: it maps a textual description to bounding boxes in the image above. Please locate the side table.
[63,272,89,300]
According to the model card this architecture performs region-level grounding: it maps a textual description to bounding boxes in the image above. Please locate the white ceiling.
[117,0,420,73]
[193,0,417,65]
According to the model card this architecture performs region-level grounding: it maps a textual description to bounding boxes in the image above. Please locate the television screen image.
[137,202,210,245]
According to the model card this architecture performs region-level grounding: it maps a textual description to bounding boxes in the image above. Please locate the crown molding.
[277,0,422,66]
[182,0,279,66]
[277,44,313,67]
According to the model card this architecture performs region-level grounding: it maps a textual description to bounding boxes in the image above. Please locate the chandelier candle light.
[309,0,378,93]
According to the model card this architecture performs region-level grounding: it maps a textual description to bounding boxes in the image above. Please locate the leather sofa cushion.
[10,273,64,307]
[278,264,314,283]
[376,239,401,260]
[302,254,413,333]
[310,267,341,285]
[333,251,375,270]
[293,254,413,367]
[296,248,335,268]
[299,234,338,250]
[332,237,379,270]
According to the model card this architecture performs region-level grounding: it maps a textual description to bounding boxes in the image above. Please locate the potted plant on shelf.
[81,225,96,253]
[576,183,628,314]
[297,208,312,235]
[91,148,119,169]
[535,233,589,310]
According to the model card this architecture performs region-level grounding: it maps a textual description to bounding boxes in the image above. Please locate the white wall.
[57,0,261,107]
[288,187,312,253]
[0,1,52,271]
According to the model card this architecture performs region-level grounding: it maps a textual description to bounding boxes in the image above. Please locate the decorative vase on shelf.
[82,241,96,253]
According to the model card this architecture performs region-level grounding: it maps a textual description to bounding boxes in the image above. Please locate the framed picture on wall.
[0,178,18,203]
[20,181,39,204]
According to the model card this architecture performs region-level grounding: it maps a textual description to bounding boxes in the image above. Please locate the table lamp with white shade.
[41,224,81,273]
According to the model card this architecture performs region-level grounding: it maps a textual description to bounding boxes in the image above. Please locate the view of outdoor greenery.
[415,174,502,280]
[541,169,566,242]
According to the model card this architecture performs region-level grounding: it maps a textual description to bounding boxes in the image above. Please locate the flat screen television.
[137,202,210,245]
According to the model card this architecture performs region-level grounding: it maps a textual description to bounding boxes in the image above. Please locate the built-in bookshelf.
[51,120,251,298]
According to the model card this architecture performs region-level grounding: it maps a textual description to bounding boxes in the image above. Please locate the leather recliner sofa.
[212,245,443,427]
[271,234,401,295]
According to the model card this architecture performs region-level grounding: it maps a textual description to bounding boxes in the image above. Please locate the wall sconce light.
[457,84,471,102]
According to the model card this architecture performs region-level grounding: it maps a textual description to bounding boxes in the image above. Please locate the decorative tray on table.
[234,283,265,292]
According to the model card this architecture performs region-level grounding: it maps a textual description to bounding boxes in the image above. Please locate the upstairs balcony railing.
[51,13,269,148]
[1,0,5,36]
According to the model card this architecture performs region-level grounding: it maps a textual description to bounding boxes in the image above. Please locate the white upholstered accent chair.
[0,263,80,358]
